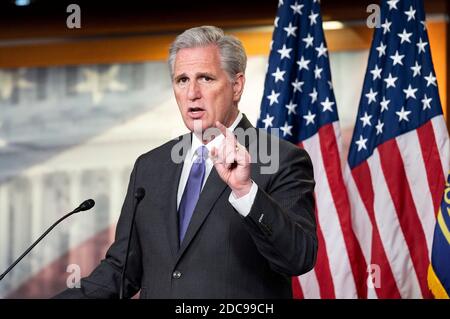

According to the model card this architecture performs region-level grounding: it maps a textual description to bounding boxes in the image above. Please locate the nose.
[187,80,201,101]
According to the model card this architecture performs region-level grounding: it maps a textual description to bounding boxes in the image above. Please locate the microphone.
[0,199,95,282]
[77,199,95,212]
[119,187,145,299]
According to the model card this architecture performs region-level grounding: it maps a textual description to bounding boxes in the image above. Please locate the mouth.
[187,107,206,119]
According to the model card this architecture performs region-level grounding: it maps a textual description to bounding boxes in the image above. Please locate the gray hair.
[168,26,247,81]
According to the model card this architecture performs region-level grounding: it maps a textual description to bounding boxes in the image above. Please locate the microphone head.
[78,199,95,211]
[134,187,145,201]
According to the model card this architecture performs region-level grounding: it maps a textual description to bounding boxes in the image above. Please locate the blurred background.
[0,0,448,298]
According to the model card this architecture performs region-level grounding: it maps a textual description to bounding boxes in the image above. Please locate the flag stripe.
[344,166,373,265]
[297,140,324,299]
[417,119,447,215]
[302,135,337,298]
[292,276,304,299]
[376,143,431,297]
[298,269,321,299]
[351,162,402,298]
[313,215,336,298]
[431,116,450,179]
[396,128,436,253]
[321,123,367,298]
[367,149,422,298]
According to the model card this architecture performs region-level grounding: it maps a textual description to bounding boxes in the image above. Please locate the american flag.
[345,0,449,298]
[257,0,365,298]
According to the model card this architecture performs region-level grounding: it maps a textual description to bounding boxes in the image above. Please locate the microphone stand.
[119,188,145,299]
[0,199,95,282]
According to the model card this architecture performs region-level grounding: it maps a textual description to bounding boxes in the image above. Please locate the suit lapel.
[174,114,256,264]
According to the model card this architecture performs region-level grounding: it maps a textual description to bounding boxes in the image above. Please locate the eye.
[200,75,213,82]
[177,77,188,84]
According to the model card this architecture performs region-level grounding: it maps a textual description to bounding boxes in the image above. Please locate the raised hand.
[210,121,252,198]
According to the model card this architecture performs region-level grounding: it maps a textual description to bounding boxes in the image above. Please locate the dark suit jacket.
[55,114,317,299]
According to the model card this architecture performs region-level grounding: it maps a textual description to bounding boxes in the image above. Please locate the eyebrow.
[173,72,215,82]
[196,72,215,79]
[174,73,187,82]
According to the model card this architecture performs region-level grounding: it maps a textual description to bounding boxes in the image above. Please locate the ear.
[232,73,245,103]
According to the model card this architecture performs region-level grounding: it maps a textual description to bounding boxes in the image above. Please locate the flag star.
[396,107,412,122]
[403,84,418,99]
[381,19,392,34]
[421,94,432,110]
[380,97,390,112]
[314,65,323,79]
[309,11,319,25]
[387,0,399,10]
[262,114,274,129]
[302,33,314,48]
[416,38,428,53]
[296,56,310,70]
[0,69,34,100]
[384,73,398,88]
[365,88,378,104]
[320,97,335,112]
[309,88,318,104]
[284,22,297,37]
[285,100,298,115]
[375,120,384,135]
[274,16,279,27]
[360,112,373,127]
[74,65,127,105]
[271,67,286,83]
[328,81,333,90]
[404,5,416,21]
[315,42,328,58]
[390,50,405,66]
[397,29,413,44]
[376,42,387,57]
[424,72,437,87]
[410,61,422,77]
[303,110,316,125]
[291,78,304,92]
[355,135,368,151]
[277,44,292,59]
[267,90,280,106]
[278,0,283,7]
[370,65,382,80]
[290,1,304,15]
[421,20,427,30]
[270,40,273,50]
[280,121,293,137]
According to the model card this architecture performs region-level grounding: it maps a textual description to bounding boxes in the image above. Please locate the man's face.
[172,45,244,134]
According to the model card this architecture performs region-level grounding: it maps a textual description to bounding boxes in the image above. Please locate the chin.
[185,119,211,132]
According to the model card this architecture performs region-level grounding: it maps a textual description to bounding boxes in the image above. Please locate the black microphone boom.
[0,199,95,282]
[119,187,145,299]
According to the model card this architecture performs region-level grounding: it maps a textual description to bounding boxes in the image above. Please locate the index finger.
[215,121,236,143]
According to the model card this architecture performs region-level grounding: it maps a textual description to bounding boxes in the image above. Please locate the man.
[55,26,317,299]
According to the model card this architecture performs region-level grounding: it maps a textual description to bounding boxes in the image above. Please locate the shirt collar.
[190,112,243,160]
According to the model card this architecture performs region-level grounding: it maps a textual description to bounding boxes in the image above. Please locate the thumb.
[210,147,222,168]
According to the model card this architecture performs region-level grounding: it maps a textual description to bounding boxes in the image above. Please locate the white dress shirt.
[176,112,258,217]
